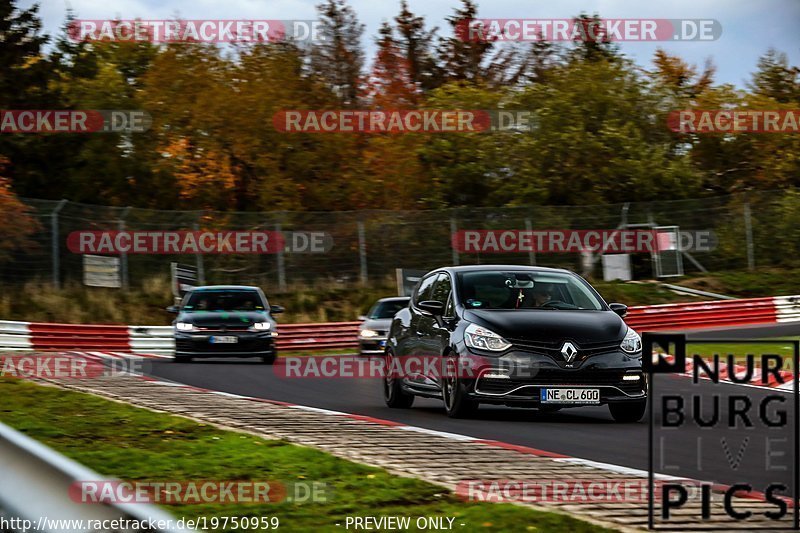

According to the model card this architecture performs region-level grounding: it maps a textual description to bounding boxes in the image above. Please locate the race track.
[142,322,800,495]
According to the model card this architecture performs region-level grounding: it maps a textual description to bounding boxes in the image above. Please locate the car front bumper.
[358,338,387,355]
[462,348,646,406]
[175,331,276,358]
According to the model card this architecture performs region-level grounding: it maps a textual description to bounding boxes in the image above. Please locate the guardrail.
[129,322,360,353]
[624,296,788,331]
[0,320,361,354]
[0,295,797,356]
[0,421,187,532]
[277,322,359,351]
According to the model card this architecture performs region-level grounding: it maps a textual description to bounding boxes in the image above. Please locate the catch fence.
[2,190,797,290]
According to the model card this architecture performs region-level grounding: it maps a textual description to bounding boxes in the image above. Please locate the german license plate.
[540,388,600,404]
[210,336,238,344]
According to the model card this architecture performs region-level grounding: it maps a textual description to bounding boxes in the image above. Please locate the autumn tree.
[437,0,498,84]
[310,0,365,107]
[0,156,40,263]
[394,1,441,92]
[359,23,426,209]
[749,48,800,104]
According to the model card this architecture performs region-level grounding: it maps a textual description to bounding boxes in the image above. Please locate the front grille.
[476,370,644,396]
[176,337,273,353]
[506,338,620,356]
[195,324,250,331]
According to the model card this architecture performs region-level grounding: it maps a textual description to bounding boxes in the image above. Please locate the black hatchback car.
[168,285,283,364]
[383,266,646,422]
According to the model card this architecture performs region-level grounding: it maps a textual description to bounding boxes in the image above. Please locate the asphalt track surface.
[145,322,800,494]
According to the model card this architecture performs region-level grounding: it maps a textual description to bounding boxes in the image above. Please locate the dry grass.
[2,269,795,325]
[0,276,395,325]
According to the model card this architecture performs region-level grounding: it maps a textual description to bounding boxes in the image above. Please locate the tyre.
[383,351,414,408]
[174,354,192,363]
[261,353,277,365]
[442,355,479,418]
[609,400,646,423]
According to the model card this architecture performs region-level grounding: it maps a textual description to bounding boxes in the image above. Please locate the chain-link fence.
[4,190,799,291]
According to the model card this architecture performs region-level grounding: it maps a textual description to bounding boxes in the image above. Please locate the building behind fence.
[3,190,799,291]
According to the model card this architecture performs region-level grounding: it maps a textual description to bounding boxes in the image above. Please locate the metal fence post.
[118,207,131,289]
[50,199,68,289]
[744,202,755,270]
[525,217,536,265]
[193,219,206,285]
[357,221,368,285]
[450,217,459,266]
[276,222,286,290]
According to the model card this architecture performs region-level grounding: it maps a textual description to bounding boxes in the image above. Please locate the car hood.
[178,311,270,327]
[463,309,626,344]
[360,318,392,332]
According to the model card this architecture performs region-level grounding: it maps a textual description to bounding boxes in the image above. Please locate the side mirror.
[418,300,445,316]
[166,305,179,313]
[270,305,285,314]
[358,315,367,321]
[609,303,627,318]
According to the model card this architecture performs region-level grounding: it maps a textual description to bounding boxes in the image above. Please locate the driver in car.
[533,286,554,307]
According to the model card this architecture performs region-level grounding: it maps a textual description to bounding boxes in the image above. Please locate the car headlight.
[360,329,379,338]
[464,323,511,352]
[251,322,271,331]
[620,327,642,355]
[175,322,195,332]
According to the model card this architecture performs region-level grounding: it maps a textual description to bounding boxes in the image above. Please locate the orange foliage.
[0,157,41,261]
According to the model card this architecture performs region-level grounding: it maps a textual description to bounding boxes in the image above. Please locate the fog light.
[482,369,511,379]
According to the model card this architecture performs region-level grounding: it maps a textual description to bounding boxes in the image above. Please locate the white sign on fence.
[602,254,632,281]
[83,255,121,288]
[171,262,198,298]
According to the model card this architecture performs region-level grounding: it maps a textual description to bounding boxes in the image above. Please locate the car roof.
[189,285,262,291]
[436,265,571,275]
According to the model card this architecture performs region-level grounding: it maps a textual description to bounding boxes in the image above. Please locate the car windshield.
[182,290,265,312]
[456,271,604,311]
[368,299,409,319]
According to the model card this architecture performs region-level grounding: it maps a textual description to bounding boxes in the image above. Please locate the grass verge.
[0,378,613,532]
[2,268,799,325]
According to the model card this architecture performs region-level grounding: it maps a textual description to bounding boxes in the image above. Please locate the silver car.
[358,297,410,355]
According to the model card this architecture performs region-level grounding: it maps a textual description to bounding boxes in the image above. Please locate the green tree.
[310,0,365,107]
[394,1,441,92]
[749,48,800,104]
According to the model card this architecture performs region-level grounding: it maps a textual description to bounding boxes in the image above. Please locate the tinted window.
[367,299,409,319]
[183,290,265,311]
[413,274,438,305]
[456,271,603,310]
[430,273,451,305]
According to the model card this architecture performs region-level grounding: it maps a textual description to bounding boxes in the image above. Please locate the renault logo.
[561,342,578,363]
